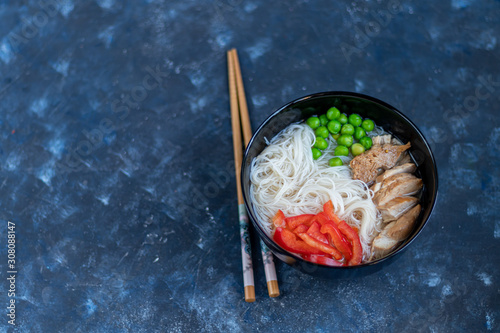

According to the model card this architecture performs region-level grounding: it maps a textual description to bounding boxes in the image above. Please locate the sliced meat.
[372,135,392,146]
[376,172,416,193]
[364,138,423,261]
[375,163,417,184]
[396,152,412,166]
[371,172,414,195]
[373,176,423,206]
[370,204,421,259]
[370,222,399,259]
[350,142,411,185]
[370,182,382,194]
[385,204,421,241]
[379,196,419,222]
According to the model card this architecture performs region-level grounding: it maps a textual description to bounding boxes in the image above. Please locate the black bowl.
[241,91,438,278]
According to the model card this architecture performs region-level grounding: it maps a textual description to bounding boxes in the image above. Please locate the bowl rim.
[241,90,439,269]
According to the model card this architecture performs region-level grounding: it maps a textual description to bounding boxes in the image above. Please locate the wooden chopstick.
[228,49,255,303]
[229,49,280,298]
[231,49,252,147]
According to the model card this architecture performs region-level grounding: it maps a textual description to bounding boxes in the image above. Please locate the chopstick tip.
[267,280,280,298]
[244,285,256,302]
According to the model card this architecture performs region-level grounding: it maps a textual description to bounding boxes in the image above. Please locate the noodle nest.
[249,123,383,258]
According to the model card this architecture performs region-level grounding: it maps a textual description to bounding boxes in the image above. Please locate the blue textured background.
[0,0,499,332]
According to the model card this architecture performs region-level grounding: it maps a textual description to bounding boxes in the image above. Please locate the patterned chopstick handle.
[239,204,255,301]
[260,240,280,297]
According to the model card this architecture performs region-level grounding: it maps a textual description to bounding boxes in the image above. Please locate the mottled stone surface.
[0,0,498,332]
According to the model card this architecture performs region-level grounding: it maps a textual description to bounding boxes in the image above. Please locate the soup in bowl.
[241,91,438,277]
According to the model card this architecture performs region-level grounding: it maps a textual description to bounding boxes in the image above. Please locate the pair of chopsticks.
[227,49,280,302]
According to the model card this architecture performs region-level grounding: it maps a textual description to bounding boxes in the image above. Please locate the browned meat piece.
[375,163,417,183]
[370,182,382,194]
[380,172,416,187]
[370,164,416,195]
[365,138,422,261]
[371,172,414,194]
[370,222,399,259]
[386,204,421,240]
[396,152,412,166]
[373,175,423,206]
[379,196,419,222]
[370,204,421,259]
[350,142,411,185]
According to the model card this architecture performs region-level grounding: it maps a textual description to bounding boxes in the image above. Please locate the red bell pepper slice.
[272,210,286,228]
[297,232,343,260]
[293,224,308,233]
[321,223,352,262]
[306,221,328,244]
[273,227,323,255]
[314,212,331,226]
[323,200,362,266]
[286,214,315,229]
[303,254,345,267]
[272,203,363,265]
[323,200,342,225]
[337,221,363,266]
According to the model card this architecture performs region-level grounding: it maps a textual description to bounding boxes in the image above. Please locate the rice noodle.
[249,122,383,260]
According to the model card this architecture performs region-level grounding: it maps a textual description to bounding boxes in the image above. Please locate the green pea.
[319,114,329,126]
[332,133,341,140]
[326,107,340,120]
[329,157,343,167]
[351,143,365,156]
[312,148,322,160]
[337,134,353,147]
[348,113,362,127]
[315,126,329,138]
[359,136,373,150]
[341,124,355,136]
[362,119,375,132]
[327,120,342,134]
[306,116,320,129]
[314,137,328,150]
[334,145,349,156]
[354,127,366,140]
[338,113,348,125]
